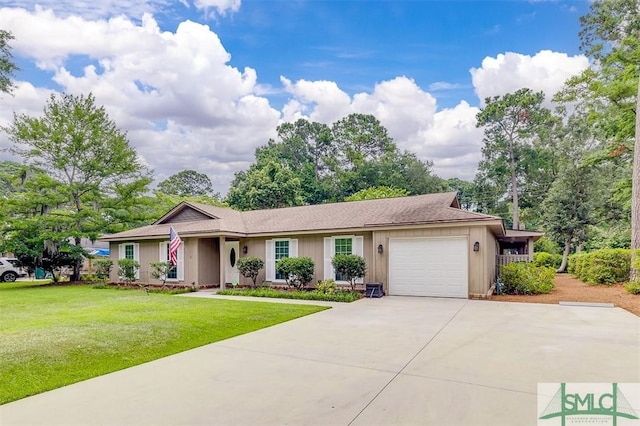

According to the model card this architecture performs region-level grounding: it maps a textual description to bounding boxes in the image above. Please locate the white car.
[0,258,28,282]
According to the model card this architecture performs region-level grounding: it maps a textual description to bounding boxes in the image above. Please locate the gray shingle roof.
[101,192,503,241]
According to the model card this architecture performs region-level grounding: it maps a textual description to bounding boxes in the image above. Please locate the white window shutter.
[133,243,140,279]
[265,240,275,281]
[290,239,298,258]
[354,236,364,284]
[354,236,364,256]
[159,242,166,262]
[324,237,334,280]
[177,245,184,281]
[119,244,125,259]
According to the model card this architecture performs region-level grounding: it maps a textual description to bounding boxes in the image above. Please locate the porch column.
[219,236,226,290]
[527,238,534,261]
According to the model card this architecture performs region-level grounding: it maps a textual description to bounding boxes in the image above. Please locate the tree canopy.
[0,29,18,96]
[1,92,152,280]
[226,114,445,210]
[158,169,217,198]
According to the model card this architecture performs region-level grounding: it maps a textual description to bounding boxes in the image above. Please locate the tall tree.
[226,160,304,211]
[557,0,640,277]
[0,29,18,96]
[475,88,554,230]
[2,92,151,280]
[541,114,600,272]
[331,113,395,171]
[158,169,217,198]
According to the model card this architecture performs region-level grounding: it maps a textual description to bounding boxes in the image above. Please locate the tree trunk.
[557,236,572,273]
[71,236,82,282]
[509,143,519,230]
[631,76,640,281]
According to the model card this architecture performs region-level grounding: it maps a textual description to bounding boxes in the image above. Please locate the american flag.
[169,226,182,266]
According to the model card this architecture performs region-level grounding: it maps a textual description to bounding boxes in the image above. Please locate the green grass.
[0,283,327,404]
[218,287,363,302]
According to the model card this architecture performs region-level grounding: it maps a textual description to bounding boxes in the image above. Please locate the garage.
[388,236,468,298]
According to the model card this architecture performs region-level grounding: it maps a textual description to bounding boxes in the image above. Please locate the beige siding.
[110,238,199,286]
[238,233,374,287]
[485,227,498,294]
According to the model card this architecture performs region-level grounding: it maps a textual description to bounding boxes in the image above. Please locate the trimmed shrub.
[117,258,139,284]
[150,261,175,286]
[276,257,315,290]
[332,254,366,291]
[94,259,113,280]
[315,279,338,295]
[237,256,264,288]
[624,281,640,295]
[534,237,561,255]
[533,252,562,269]
[586,249,630,285]
[499,262,555,295]
[569,249,630,285]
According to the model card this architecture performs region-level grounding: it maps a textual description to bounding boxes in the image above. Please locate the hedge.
[568,249,630,285]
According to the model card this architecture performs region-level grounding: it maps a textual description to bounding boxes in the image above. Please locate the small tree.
[150,261,175,287]
[332,254,366,291]
[94,259,113,282]
[276,257,315,290]
[117,258,139,285]
[237,256,264,288]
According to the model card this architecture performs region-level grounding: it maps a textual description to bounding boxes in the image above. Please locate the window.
[265,239,298,282]
[274,240,289,280]
[118,243,140,279]
[159,241,184,281]
[334,238,352,281]
[124,244,135,260]
[323,236,364,283]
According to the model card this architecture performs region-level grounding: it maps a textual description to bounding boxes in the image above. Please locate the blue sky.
[0,1,591,193]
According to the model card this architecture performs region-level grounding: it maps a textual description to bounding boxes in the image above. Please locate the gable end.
[159,207,214,224]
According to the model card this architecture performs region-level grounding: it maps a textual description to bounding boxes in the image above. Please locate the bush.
[624,281,640,295]
[149,261,175,286]
[315,279,338,295]
[93,259,113,281]
[332,254,366,291]
[117,258,139,284]
[569,249,630,285]
[276,257,315,290]
[533,252,562,269]
[499,262,555,295]
[237,257,264,288]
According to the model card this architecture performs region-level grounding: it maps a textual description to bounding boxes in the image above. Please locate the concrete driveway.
[1,296,639,425]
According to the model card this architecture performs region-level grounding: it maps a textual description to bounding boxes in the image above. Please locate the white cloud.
[428,82,468,91]
[0,0,239,20]
[279,76,481,181]
[470,50,589,105]
[193,0,241,16]
[0,7,278,193]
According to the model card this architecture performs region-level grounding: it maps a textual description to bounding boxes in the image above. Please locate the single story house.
[100,192,539,298]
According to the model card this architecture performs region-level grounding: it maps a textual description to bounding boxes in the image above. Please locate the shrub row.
[567,249,630,285]
[499,262,555,295]
[217,286,362,303]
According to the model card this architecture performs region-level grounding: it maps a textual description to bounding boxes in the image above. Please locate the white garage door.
[388,237,468,298]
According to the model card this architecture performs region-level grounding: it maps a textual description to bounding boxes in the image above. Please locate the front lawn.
[0,284,327,404]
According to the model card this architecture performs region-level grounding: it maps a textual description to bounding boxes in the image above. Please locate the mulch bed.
[491,273,640,317]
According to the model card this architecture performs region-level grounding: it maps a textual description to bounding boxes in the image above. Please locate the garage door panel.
[389,237,468,298]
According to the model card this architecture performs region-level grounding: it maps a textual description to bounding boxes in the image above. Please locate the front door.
[225,241,240,284]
